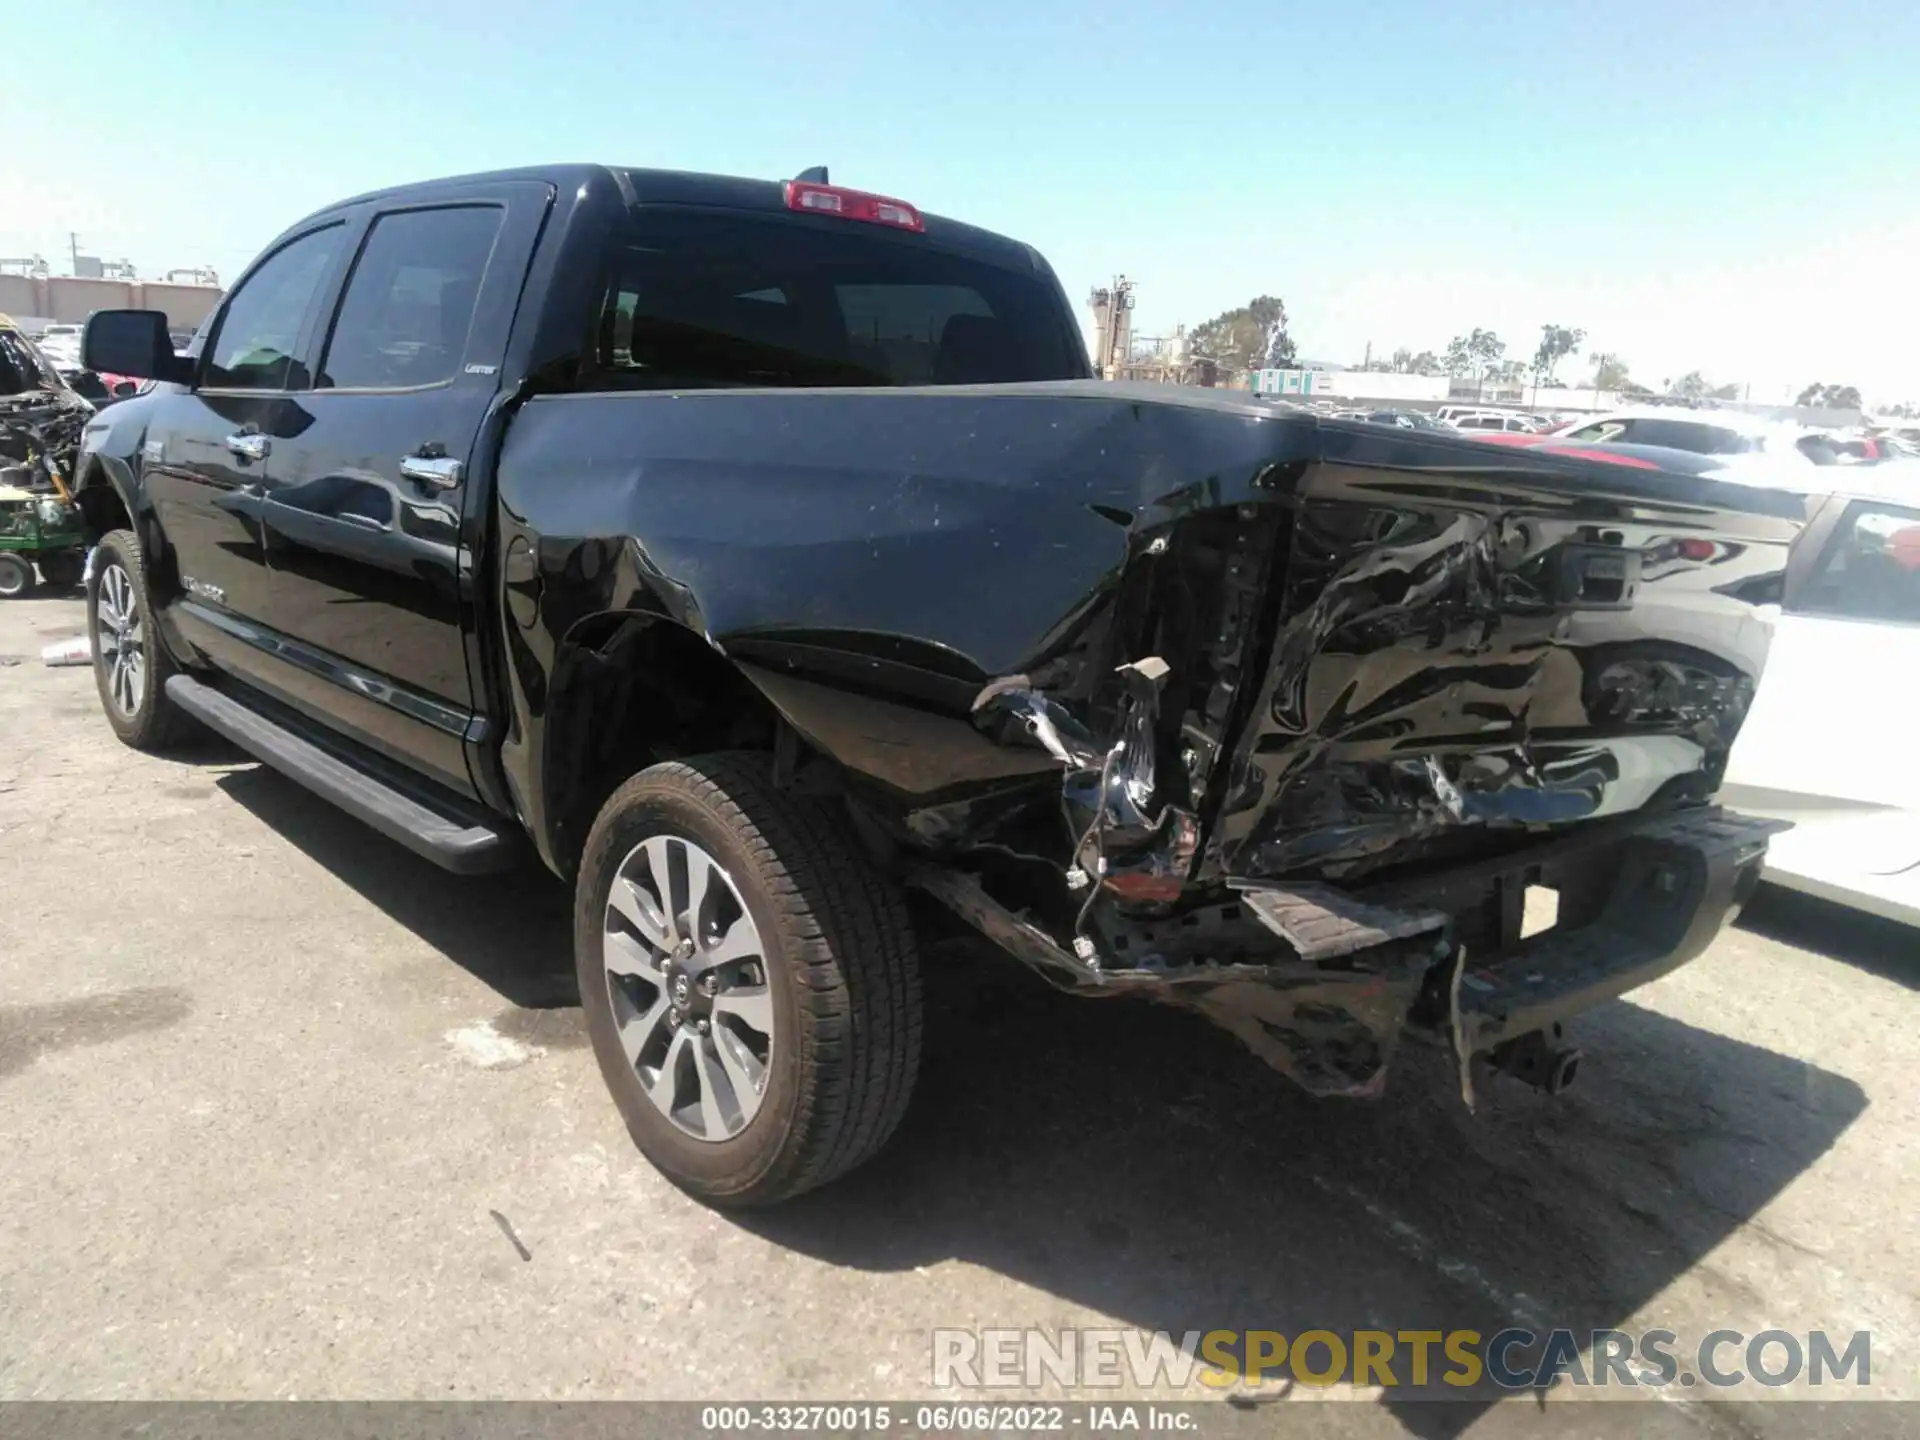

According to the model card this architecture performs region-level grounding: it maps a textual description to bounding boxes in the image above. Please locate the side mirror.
[82,310,192,385]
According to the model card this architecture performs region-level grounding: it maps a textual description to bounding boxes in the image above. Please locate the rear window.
[593,210,1079,389]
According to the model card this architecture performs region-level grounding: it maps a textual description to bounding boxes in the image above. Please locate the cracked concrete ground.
[2,593,1916,1438]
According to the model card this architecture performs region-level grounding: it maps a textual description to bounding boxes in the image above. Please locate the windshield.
[0,330,54,395]
[595,209,1082,389]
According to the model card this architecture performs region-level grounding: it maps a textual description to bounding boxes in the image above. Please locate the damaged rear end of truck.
[504,381,1802,1104]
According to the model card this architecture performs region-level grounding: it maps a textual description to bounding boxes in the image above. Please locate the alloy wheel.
[95,562,145,716]
[603,834,774,1141]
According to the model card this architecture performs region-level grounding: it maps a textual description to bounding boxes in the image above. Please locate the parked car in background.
[1550,407,1834,463]
[1359,408,1451,431]
[1451,410,1543,433]
[1720,465,1920,926]
[34,323,83,373]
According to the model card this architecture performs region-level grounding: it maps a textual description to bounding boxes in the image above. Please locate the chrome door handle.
[399,454,462,490]
[225,432,270,462]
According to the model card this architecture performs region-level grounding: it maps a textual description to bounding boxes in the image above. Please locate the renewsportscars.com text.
[931,1327,1873,1392]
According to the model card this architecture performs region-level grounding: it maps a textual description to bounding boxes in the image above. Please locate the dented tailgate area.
[908,403,1794,1098]
[500,383,1804,1100]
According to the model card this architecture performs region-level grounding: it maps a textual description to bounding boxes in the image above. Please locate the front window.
[203,225,345,391]
[593,209,1079,389]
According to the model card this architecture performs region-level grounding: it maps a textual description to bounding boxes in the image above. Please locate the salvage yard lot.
[1,593,1916,1436]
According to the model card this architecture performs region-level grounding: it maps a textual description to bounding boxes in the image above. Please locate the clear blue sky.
[5,1,1917,402]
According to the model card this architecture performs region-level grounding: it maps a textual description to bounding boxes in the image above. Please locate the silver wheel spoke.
[640,837,681,947]
[643,1027,691,1117]
[604,927,665,984]
[684,847,715,942]
[608,876,671,952]
[693,1040,735,1138]
[711,1022,765,1106]
[700,916,762,969]
[619,992,673,1068]
[713,984,772,1035]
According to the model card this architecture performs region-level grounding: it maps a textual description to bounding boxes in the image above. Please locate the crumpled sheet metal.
[1207,480,1781,882]
[972,656,1199,903]
[910,865,1441,1097]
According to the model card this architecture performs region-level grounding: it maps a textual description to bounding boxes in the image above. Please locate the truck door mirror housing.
[83,310,193,385]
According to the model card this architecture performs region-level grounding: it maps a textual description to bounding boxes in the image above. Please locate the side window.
[0,331,45,394]
[318,206,502,390]
[1629,419,1748,454]
[1794,502,1920,623]
[204,225,344,390]
[1566,420,1628,443]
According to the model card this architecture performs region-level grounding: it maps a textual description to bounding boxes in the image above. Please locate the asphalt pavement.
[2,593,1916,1438]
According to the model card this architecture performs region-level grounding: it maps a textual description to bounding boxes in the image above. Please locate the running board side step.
[164,674,518,875]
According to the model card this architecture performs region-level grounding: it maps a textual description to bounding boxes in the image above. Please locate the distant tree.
[1444,329,1506,385]
[1669,371,1708,402]
[1191,296,1295,375]
[1796,382,1863,410]
[1531,324,1585,387]
[1390,346,1414,373]
[1709,382,1742,401]
[1591,352,1631,390]
[1471,328,1505,376]
[1408,349,1441,376]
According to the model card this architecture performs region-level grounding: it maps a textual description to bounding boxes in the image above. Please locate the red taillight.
[1676,538,1718,561]
[783,180,924,232]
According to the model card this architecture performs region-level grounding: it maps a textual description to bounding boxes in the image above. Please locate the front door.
[259,194,542,796]
[144,222,347,686]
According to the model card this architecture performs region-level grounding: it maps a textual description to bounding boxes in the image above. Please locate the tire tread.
[582,752,923,1203]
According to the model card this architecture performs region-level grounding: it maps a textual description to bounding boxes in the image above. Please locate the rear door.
[142,222,347,684]
[259,185,547,796]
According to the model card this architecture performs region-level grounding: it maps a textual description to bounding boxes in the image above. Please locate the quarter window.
[318,206,502,390]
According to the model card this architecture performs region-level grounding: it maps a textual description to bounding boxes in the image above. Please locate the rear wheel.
[0,553,33,598]
[89,529,197,750]
[575,752,923,1206]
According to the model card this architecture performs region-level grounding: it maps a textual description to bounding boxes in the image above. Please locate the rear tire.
[0,553,33,598]
[88,528,198,750]
[575,752,923,1206]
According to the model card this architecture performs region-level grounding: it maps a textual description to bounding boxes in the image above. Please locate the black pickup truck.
[75,164,1797,1205]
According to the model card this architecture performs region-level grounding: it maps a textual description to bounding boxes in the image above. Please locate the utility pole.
[70,232,80,276]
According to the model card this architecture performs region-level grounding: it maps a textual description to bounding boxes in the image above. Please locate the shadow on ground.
[215,765,1870,1434]
[1736,883,1917,990]
[214,765,576,1010]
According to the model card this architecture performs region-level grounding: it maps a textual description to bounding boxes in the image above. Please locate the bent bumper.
[915,805,1785,1098]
